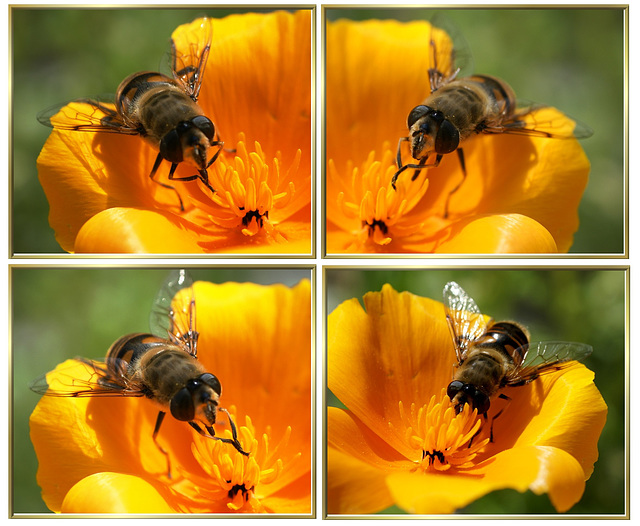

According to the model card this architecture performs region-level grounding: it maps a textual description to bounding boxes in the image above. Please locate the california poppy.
[37,11,312,254]
[30,279,312,514]
[327,284,606,514]
[325,18,590,254]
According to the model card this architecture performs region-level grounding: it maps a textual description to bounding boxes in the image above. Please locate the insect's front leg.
[189,411,250,457]
[391,154,439,190]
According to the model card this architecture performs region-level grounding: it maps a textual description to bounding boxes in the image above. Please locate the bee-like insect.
[443,281,593,431]
[37,18,222,211]
[30,269,248,478]
[391,17,593,218]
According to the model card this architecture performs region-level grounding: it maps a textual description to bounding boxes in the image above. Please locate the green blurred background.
[11,7,293,254]
[326,268,626,515]
[11,267,311,514]
[325,7,625,254]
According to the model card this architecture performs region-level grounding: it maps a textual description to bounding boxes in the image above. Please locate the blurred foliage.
[325,7,625,254]
[326,268,626,515]
[11,7,290,254]
[12,267,311,513]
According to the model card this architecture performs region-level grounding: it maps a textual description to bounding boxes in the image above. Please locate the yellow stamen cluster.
[208,136,300,239]
[330,146,430,246]
[399,390,489,472]
[189,413,295,512]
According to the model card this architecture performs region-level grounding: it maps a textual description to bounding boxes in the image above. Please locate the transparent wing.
[443,281,489,363]
[505,341,594,386]
[37,97,137,134]
[149,269,198,357]
[482,102,594,140]
[427,13,474,93]
[29,357,145,397]
[170,17,213,101]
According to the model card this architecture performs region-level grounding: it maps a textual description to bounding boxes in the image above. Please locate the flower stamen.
[187,410,296,512]
[399,389,489,472]
[329,144,432,248]
[204,135,299,240]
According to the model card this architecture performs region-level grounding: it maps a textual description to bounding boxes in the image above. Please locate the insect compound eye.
[191,116,215,141]
[170,387,196,422]
[447,380,464,399]
[199,373,222,396]
[407,105,431,128]
[435,119,460,154]
[159,129,184,163]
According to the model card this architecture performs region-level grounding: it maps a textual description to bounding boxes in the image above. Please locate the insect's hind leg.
[149,154,185,211]
[152,411,173,479]
[443,148,467,219]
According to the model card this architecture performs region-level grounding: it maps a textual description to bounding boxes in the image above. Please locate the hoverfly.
[30,269,249,478]
[391,16,593,218]
[443,281,592,437]
[37,18,222,211]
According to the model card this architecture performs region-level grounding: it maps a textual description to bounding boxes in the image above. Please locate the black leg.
[188,410,249,457]
[442,148,468,219]
[152,411,172,479]
[148,154,185,211]
[391,150,442,190]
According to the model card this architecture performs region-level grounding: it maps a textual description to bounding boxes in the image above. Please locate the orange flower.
[37,11,311,254]
[30,280,312,514]
[326,19,590,254]
[327,285,607,514]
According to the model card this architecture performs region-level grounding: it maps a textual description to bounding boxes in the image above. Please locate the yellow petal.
[386,445,585,514]
[328,407,408,467]
[74,208,204,253]
[327,448,394,515]
[328,285,455,457]
[61,472,175,513]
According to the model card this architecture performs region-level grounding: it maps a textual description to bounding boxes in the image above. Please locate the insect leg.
[467,411,488,448]
[391,151,442,190]
[152,410,172,479]
[441,148,468,219]
[488,393,512,442]
[149,154,185,211]
[188,417,250,457]
[206,140,224,168]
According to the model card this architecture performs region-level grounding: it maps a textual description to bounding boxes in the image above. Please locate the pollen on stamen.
[206,134,299,238]
[187,411,297,512]
[398,389,489,472]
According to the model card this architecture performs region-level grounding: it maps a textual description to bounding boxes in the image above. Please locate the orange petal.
[432,213,558,253]
[61,473,175,513]
[192,280,312,489]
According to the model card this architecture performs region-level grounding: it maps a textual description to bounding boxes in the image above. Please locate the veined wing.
[505,341,593,386]
[37,97,138,134]
[149,269,198,357]
[170,17,213,101]
[443,281,489,363]
[29,357,145,397]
